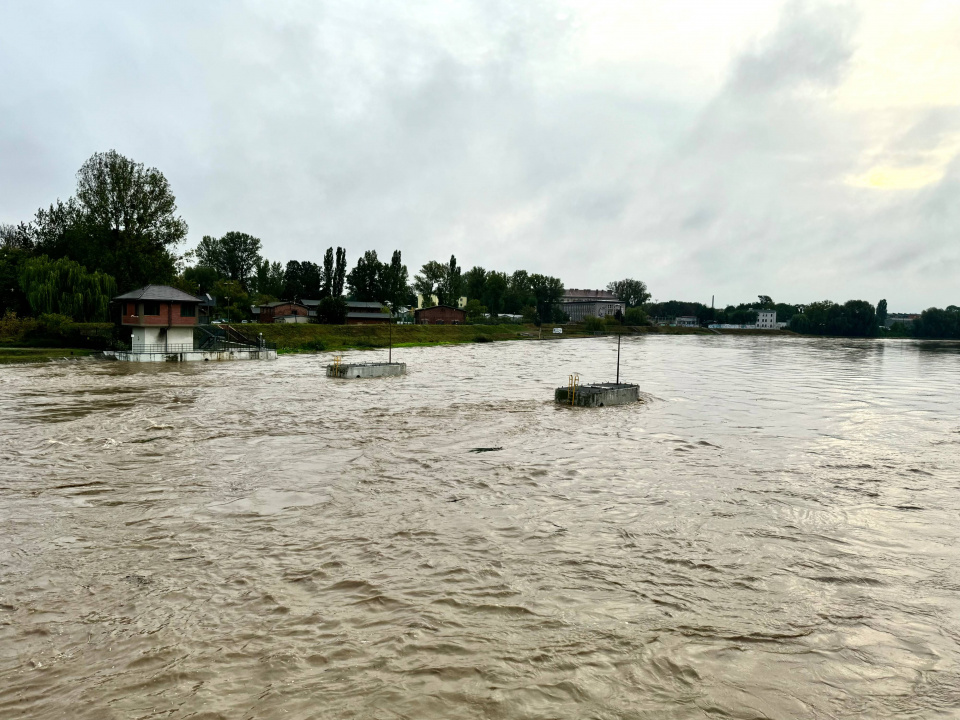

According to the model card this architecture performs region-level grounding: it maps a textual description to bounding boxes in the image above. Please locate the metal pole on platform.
[616,331,621,385]
[389,321,392,363]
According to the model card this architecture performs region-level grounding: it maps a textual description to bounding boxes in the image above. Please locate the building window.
[142,301,160,316]
[180,303,196,317]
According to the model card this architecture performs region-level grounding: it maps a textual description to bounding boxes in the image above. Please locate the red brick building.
[259,302,309,323]
[114,285,201,351]
[414,305,466,325]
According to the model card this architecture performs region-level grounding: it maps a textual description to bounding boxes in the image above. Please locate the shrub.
[0,311,38,344]
[316,296,347,324]
[583,316,605,332]
[473,334,492,343]
[624,307,648,325]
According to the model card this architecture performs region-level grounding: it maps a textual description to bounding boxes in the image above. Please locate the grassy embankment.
[249,321,756,353]
[0,348,96,364]
[0,314,113,363]
[252,322,562,353]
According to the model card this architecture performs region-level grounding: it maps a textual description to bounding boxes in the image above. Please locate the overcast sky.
[1,0,958,309]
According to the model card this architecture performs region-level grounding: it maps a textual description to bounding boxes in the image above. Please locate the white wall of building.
[757,310,777,329]
[167,327,193,347]
[132,326,193,349]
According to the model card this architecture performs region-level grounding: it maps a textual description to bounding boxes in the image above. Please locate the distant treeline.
[647,296,960,339]
[2,151,955,336]
[645,297,799,327]
[0,150,566,325]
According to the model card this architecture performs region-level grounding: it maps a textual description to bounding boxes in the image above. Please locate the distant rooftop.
[259,301,307,308]
[562,288,619,301]
[114,285,202,302]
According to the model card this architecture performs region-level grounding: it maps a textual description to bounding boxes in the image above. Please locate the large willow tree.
[19,255,117,322]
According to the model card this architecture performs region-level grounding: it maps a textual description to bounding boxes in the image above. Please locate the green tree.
[346,250,384,301]
[212,279,252,322]
[607,278,651,307]
[19,255,116,321]
[413,260,446,306]
[504,270,532,313]
[316,296,347,324]
[464,298,487,321]
[333,247,347,297]
[383,250,411,312]
[482,271,508,315]
[301,261,323,298]
[789,299,877,337]
[322,247,334,298]
[877,299,888,327]
[624,306,648,325]
[75,150,187,290]
[282,261,304,300]
[24,152,187,291]
[180,264,220,295]
[253,260,284,298]
[913,307,960,339]
[774,302,800,324]
[195,231,262,289]
[439,255,463,306]
[464,266,487,301]
[1,222,33,250]
[0,247,31,315]
[529,273,564,322]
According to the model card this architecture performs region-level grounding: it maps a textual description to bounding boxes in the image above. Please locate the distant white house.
[709,309,786,331]
[675,316,699,327]
[757,310,777,329]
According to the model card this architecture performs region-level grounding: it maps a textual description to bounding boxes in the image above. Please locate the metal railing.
[195,324,275,351]
[129,343,196,354]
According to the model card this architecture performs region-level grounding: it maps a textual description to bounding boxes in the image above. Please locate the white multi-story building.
[560,289,625,322]
[757,310,777,329]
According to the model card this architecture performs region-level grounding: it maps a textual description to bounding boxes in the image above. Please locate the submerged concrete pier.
[555,382,639,407]
[327,362,406,379]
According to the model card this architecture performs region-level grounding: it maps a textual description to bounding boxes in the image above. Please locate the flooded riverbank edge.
[1,325,798,363]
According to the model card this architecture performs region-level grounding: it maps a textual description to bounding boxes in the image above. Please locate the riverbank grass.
[250,322,729,353]
[0,348,96,364]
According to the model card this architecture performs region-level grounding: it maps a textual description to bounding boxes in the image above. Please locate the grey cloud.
[0,0,956,310]
[727,0,858,97]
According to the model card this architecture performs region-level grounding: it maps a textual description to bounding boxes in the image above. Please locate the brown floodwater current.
[1,336,959,719]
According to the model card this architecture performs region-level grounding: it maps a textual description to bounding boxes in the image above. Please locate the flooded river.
[1,336,959,719]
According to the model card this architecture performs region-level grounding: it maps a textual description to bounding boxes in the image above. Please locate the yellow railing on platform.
[568,373,579,406]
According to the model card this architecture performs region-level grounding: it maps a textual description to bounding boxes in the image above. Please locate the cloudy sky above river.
[1,0,958,309]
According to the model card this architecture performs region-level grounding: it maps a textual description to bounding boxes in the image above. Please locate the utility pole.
[616,331,621,385]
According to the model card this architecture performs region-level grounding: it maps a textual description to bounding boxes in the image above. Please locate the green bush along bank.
[0,312,114,349]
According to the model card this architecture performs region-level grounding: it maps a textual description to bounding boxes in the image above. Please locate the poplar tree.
[333,247,347,297]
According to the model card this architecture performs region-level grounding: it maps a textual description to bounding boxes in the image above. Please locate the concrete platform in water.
[555,382,639,407]
[327,362,406,379]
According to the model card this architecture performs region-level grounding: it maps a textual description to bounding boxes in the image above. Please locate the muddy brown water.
[1,336,959,719]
